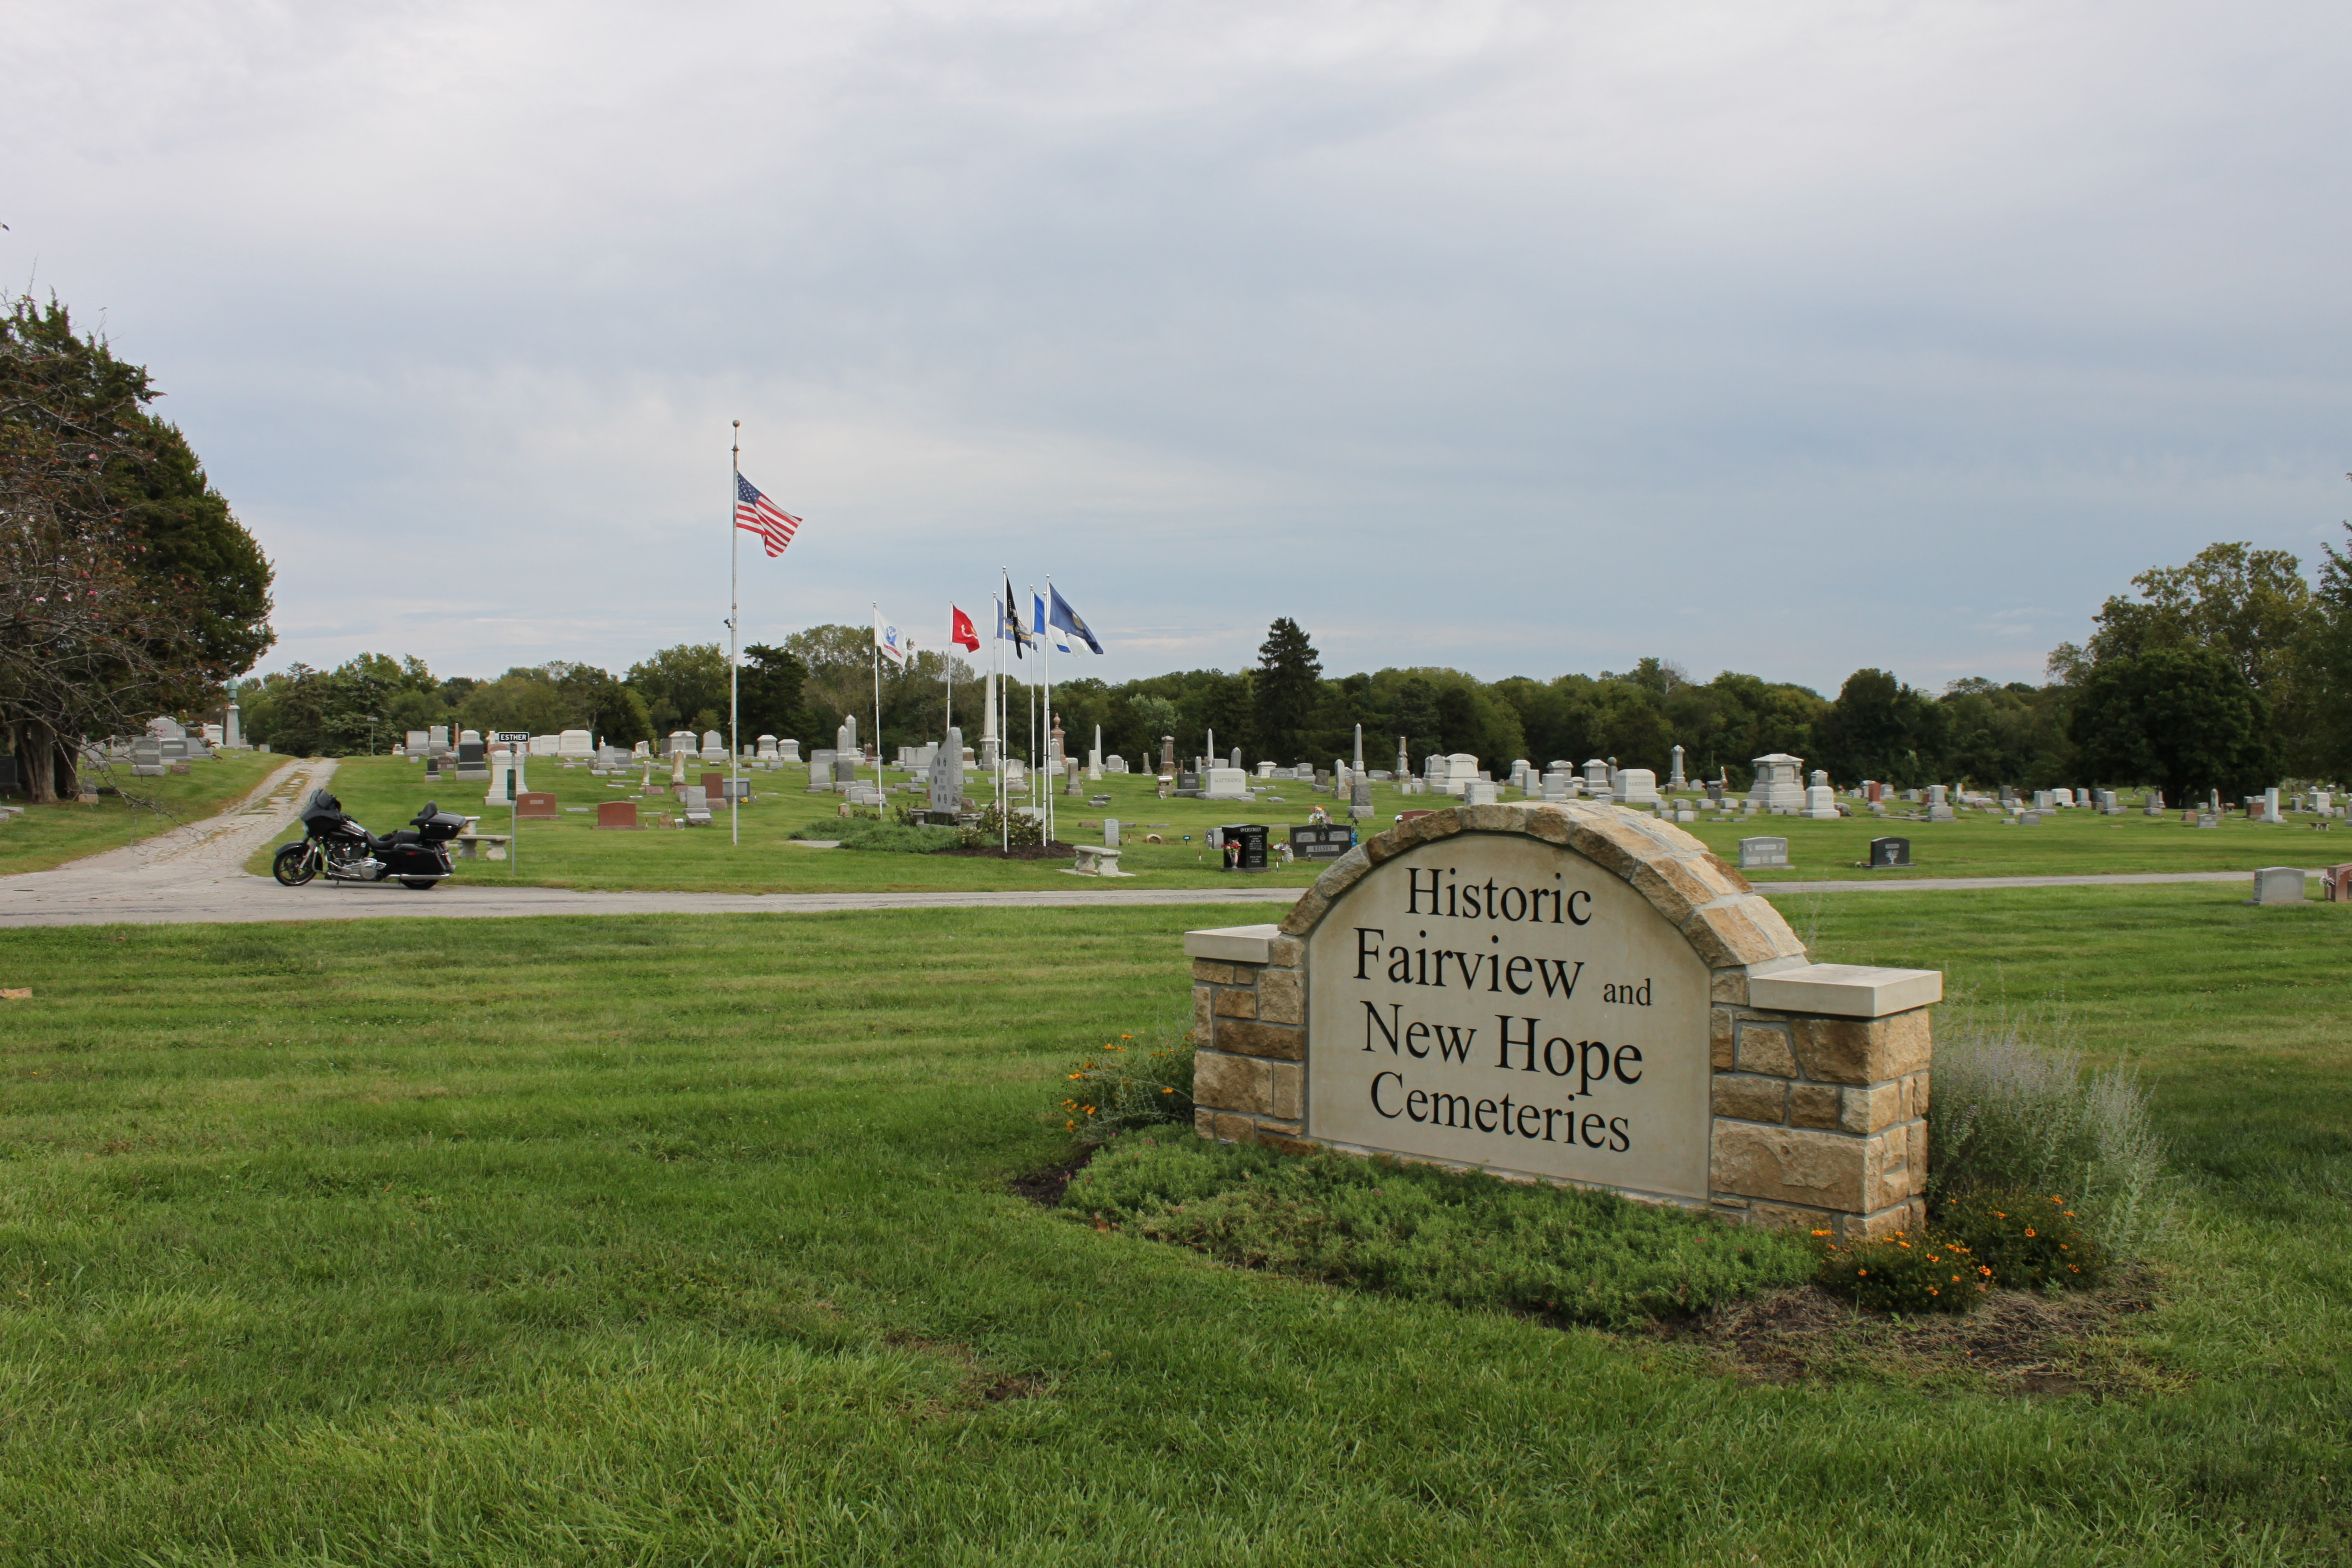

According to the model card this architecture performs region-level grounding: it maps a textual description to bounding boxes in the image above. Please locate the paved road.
[0,762,2321,930]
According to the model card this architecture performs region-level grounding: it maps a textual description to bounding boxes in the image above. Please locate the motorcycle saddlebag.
[416,811,467,843]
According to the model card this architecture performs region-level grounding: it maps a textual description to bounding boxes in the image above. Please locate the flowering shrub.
[1813,1228,1990,1314]
[1055,1028,1192,1149]
[1937,1189,2103,1290]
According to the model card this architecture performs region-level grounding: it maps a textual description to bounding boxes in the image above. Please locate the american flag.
[734,473,802,558]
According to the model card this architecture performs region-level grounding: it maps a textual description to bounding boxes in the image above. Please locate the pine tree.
[1253,617,1323,762]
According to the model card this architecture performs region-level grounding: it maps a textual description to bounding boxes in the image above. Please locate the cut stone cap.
[1748,963,1943,1019]
[1184,924,1282,964]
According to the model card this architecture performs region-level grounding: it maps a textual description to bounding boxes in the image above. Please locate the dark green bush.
[1064,1131,1815,1329]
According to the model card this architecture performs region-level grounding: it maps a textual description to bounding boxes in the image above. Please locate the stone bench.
[1071,844,1122,876]
[454,833,510,862]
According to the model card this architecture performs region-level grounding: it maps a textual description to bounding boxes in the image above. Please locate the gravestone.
[928,727,965,813]
[2320,864,2352,902]
[428,725,451,755]
[1175,768,1200,797]
[666,731,695,757]
[1614,768,1661,808]
[1350,773,1374,822]
[679,786,713,826]
[1289,823,1355,861]
[2250,866,2304,906]
[756,734,778,760]
[1185,804,1940,1237]
[515,791,559,821]
[456,737,490,781]
[1204,767,1252,801]
[700,729,726,763]
[405,730,430,757]
[1868,836,1911,869]
[1750,754,1805,814]
[1738,835,1789,870]
[1103,819,1121,848]
[1463,780,1500,806]
[1217,823,1269,870]
[807,749,836,791]
[1801,770,1839,819]
[1160,735,1177,776]
[1668,743,1686,790]
[595,801,640,830]
[1105,754,1127,774]
[1583,758,1610,794]
[130,739,165,777]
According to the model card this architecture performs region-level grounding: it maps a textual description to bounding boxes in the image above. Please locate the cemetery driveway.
[0,767,2324,930]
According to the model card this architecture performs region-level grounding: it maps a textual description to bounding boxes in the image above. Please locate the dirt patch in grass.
[1009,1149,1095,1207]
[1667,1272,2167,1398]
[884,1330,1050,1406]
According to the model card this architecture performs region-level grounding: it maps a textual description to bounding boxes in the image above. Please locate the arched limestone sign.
[1186,803,1943,1238]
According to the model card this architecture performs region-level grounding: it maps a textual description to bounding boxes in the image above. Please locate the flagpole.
[1006,573,1016,850]
[1041,578,1055,846]
[871,602,884,803]
[728,421,741,848]
[944,605,953,740]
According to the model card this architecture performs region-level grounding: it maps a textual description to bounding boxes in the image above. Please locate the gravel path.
[0,764,2321,930]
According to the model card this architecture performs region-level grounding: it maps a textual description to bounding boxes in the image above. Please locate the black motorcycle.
[272,789,465,891]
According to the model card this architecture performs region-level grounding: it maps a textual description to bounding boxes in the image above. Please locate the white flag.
[874,609,906,665]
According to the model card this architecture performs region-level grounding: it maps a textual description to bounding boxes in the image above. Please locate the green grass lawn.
[0,750,285,876]
[248,755,2347,894]
[0,886,2344,1563]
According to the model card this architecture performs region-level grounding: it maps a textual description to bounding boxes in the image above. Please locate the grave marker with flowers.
[1184,802,1943,1239]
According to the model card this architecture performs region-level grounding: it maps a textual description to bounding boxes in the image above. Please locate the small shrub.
[1937,1189,2103,1290]
[1055,1022,1193,1148]
[1927,1000,2165,1255]
[1813,1228,1990,1314]
[964,804,1048,850]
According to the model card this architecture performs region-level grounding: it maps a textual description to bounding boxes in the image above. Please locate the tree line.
[242,532,2352,801]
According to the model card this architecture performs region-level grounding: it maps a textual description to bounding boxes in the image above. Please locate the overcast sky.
[12,1,2350,695]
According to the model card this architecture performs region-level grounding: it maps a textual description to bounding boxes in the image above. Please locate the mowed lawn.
[0,888,2345,1564]
[0,750,285,876]
[252,755,2347,894]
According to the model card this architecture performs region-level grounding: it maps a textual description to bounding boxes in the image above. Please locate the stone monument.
[1183,804,1941,1238]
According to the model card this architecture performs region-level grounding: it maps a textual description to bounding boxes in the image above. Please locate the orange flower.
[1898,1241,1912,1250]
[1979,1265,1993,1277]
[1857,1268,1868,1277]
[1811,1229,1832,1237]
[2025,1227,2037,1238]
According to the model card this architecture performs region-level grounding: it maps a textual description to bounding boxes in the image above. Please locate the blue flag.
[1049,585,1104,654]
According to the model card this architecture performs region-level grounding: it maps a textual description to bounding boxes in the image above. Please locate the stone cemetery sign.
[1185,803,1942,1237]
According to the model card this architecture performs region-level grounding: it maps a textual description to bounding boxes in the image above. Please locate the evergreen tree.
[1252,617,1322,761]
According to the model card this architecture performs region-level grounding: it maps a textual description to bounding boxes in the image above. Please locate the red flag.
[949,604,980,652]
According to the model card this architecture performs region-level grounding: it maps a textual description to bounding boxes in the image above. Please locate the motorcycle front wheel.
[272,844,317,886]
